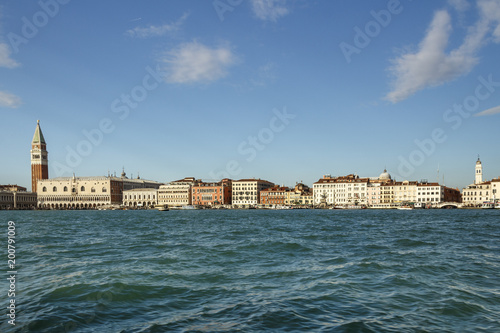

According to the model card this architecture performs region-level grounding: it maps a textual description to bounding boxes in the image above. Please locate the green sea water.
[1,209,499,332]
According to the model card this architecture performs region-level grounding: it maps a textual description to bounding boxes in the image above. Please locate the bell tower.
[31,120,49,192]
[474,156,482,185]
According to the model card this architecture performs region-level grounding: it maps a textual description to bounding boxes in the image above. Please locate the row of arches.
[124,201,155,208]
[39,203,106,209]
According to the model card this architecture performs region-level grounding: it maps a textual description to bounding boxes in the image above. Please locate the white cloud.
[478,0,500,42]
[160,41,237,84]
[448,0,470,12]
[0,91,22,108]
[386,11,479,103]
[386,1,500,103]
[475,105,500,116]
[0,43,20,68]
[126,13,188,38]
[251,0,290,22]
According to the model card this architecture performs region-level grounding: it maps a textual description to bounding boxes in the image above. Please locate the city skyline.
[1,1,500,190]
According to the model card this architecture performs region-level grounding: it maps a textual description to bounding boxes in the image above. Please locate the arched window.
[91,187,96,193]
[53,186,57,192]
[102,187,107,193]
[72,188,76,193]
[42,187,47,192]
[64,186,68,192]
[81,186,85,192]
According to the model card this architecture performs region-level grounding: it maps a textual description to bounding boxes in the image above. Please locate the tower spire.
[31,120,49,192]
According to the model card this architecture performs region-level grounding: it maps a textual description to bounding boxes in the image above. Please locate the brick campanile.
[31,120,49,192]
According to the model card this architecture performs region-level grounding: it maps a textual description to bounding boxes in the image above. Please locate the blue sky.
[1,0,499,190]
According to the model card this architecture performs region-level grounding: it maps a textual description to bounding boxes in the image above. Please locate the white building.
[462,157,496,206]
[416,182,444,204]
[393,180,419,203]
[37,172,161,209]
[158,177,199,207]
[491,178,500,203]
[313,174,370,207]
[231,179,274,207]
[123,188,158,208]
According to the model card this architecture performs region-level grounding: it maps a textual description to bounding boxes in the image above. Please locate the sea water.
[1,209,499,332]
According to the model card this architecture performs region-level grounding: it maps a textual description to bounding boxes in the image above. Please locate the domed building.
[379,169,392,181]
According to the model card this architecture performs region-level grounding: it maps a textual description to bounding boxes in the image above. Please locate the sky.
[1,0,499,191]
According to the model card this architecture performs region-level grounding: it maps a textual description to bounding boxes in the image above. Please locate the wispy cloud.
[0,91,22,108]
[0,43,20,69]
[385,0,500,103]
[448,0,470,12]
[475,105,500,116]
[160,41,237,84]
[251,0,290,22]
[126,13,188,38]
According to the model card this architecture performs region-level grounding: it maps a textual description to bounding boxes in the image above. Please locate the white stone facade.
[232,179,274,207]
[123,188,158,208]
[158,177,198,207]
[313,174,369,206]
[416,183,444,203]
[37,175,161,209]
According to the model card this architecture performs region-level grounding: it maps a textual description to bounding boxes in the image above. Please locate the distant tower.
[31,120,49,192]
[475,156,482,185]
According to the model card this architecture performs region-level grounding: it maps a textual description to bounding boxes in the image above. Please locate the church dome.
[379,169,392,180]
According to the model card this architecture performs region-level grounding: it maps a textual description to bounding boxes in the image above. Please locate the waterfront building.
[0,185,37,210]
[123,188,158,208]
[37,172,161,209]
[31,120,49,192]
[313,174,370,207]
[443,186,462,203]
[367,183,382,207]
[192,179,232,206]
[393,180,419,203]
[231,179,274,208]
[491,178,500,203]
[462,182,491,206]
[158,177,200,207]
[285,183,313,206]
[380,183,395,205]
[260,186,289,207]
[462,157,493,206]
[416,182,444,204]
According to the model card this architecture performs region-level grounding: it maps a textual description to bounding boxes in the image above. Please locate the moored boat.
[481,202,495,209]
[155,204,169,211]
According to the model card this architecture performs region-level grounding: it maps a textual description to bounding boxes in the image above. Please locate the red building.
[260,186,289,206]
[192,179,232,206]
[443,186,462,203]
[31,120,49,192]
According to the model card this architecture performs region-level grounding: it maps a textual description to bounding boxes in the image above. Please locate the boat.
[481,202,495,209]
[346,205,366,209]
[397,206,414,210]
[155,204,169,211]
[414,202,425,209]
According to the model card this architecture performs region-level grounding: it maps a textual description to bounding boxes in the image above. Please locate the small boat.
[481,202,495,209]
[155,204,169,211]
[397,206,414,210]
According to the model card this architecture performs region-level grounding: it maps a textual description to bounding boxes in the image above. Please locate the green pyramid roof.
[32,120,46,144]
